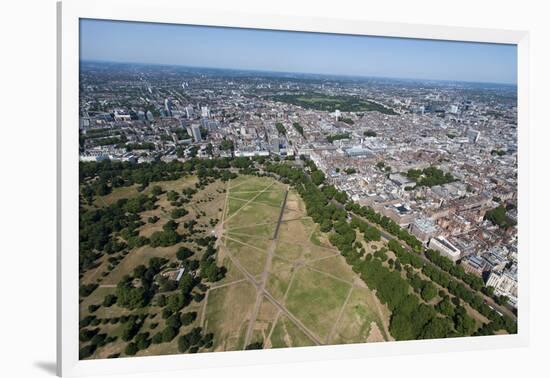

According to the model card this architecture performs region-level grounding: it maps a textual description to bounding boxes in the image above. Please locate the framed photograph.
[58,0,529,376]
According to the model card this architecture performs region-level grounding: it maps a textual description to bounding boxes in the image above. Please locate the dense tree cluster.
[79,193,158,272]
[270,93,397,114]
[485,206,516,228]
[345,202,423,252]
[115,257,168,310]
[275,122,286,136]
[406,166,455,188]
[424,249,485,291]
[177,327,213,353]
[326,133,351,143]
[292,122,304,137]
[387,241,516,335]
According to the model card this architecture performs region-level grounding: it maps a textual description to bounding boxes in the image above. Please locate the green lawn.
[285,267,351,340]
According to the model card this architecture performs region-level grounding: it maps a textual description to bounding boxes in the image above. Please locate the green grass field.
[284,267,351,340]
[269,315,316,348]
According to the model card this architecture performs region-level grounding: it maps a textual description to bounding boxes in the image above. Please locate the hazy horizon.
[80,19,518,85]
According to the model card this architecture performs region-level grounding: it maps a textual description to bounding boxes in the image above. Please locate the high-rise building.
[201,106,209,118]
[164,98,172,117]
[191,124,202,143]
[467,129,480,144]
[185,105,194,119]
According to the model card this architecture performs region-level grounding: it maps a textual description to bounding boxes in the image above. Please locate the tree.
[79,344,97,359]
[162,327,178,342]
[125,342,138,356]
[166,313,182,329]
[151,185,163,196]
[157,294,167,307]
[454,307,476,335]
[421,282,438,302]
[135,332,151,350]
[245,341,263,350]
[79,283,98,297]
[310,170,325,186]
[171,207,188,219]
[420,317,454,339]
[485,206,516,228]
[79,327,99,342]
[176,247,194,261]
[121,319,141,342]
[181,312,197,326]
[103,294,117,307]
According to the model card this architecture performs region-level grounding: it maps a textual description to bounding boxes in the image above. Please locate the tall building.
[467,129,480,144]
[191,124,202,143]
[185,105,194,119]
[164,98,172,117]
[201,106,209,118]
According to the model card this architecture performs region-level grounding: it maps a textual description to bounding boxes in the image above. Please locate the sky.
[80,19,517,85]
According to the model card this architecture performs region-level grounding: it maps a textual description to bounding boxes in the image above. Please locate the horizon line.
[80,59,518,87]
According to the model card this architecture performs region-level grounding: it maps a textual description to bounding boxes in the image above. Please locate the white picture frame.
[57,1,530,376]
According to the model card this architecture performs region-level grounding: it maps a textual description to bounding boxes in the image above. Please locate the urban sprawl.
[80,62,518,312]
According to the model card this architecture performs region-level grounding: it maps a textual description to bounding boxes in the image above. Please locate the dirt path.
[370,289,393,341]
[326,286,354,343]
[242,189,288,348]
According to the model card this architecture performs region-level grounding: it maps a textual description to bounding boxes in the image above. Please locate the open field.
[270,93,397,114]
[80,173,392,358]
[202,174,391,349]
[204,280,257,351]
[284,267,351,341]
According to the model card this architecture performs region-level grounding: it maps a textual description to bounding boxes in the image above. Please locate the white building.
[410,217,439,244]
[486,268,518,308]
[428,236,461,262]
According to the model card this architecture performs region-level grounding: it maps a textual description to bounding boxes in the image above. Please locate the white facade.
[429,236,461,262]
[487,269,518,307]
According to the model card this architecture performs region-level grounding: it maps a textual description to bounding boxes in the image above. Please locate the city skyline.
[80,19,518,85]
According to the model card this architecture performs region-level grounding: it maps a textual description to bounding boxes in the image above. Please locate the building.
[389,173,416,190]
[201,106,210,118]
[461,255,487,276]
[344,145,373,157]
[428,236,461,262]
[190,124,202,143]
[409,217,439,244]
[486,267,518,308]
[164,98,173,117]
[466,129,480,144]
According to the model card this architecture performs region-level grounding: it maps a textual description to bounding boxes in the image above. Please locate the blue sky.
[80,19,517,84]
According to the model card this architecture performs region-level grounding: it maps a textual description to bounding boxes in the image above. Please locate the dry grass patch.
[204,280,257,351]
